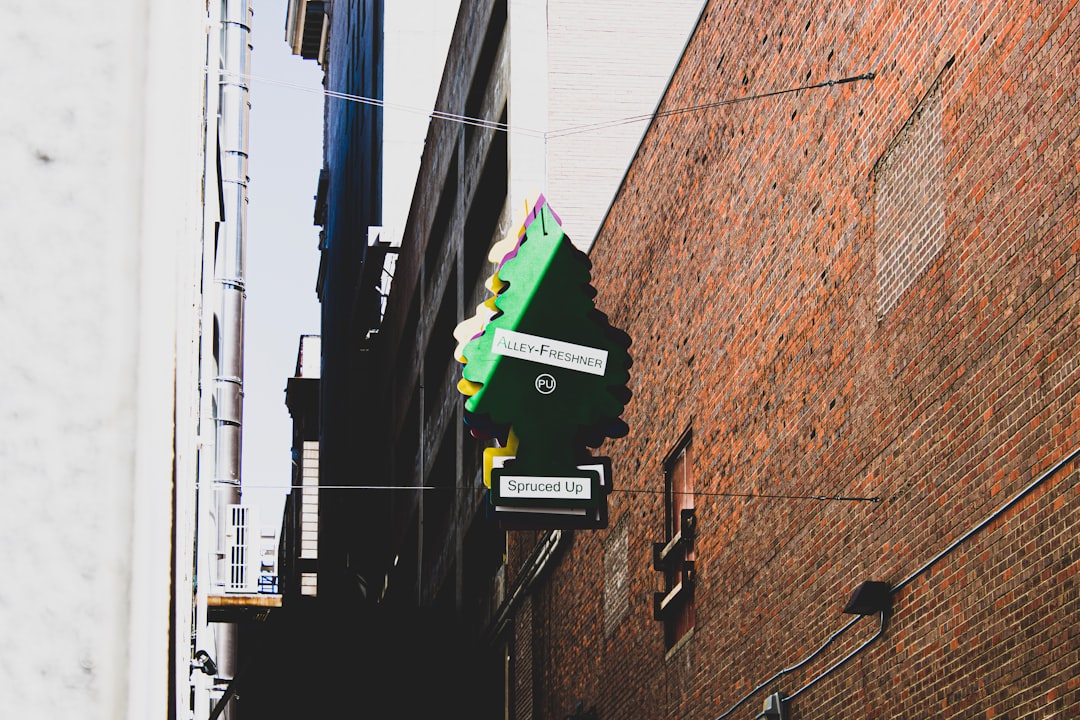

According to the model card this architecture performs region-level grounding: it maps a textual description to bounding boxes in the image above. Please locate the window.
[653,429,695,649]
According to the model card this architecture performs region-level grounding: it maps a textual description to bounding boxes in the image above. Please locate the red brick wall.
[513,1,1080,718]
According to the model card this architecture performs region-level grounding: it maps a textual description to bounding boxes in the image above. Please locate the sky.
[240,0,324,526]
[239,0,460,529]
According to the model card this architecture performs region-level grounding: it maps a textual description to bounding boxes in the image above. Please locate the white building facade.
[0,1,208,718]
[0,1,269,718]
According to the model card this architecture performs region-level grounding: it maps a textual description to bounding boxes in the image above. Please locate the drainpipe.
[485,529,567,644]
[210,0,252,715]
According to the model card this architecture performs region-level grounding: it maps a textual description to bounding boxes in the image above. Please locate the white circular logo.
[535,373,557,394]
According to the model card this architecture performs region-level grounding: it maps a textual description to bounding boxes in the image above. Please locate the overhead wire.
[545,71,875,138]
[214,67,875,140]
[214,65,880,508]
[228,483,879,502]
[216,68,542,136]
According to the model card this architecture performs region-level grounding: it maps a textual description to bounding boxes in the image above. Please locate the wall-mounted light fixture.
[191,649,218,676]
[755,691,786,720]
[842,580,892,616]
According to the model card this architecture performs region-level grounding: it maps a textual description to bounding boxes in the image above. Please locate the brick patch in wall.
[603,520,629,637]
[873,81,945,319]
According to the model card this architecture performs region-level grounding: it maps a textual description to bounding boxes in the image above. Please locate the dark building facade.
[306,0,1079,719]
[312,0,388,606]
[278,1,503,715]
[365,2,512,715]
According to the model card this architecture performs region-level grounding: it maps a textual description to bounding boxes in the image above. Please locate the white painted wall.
[509,0,551,211]
[0,2,207,718]
[539,0,705,251]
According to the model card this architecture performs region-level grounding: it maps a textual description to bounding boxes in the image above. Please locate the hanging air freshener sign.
[453,195,632,529]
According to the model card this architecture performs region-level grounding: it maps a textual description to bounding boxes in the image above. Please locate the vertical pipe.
[217,0,250,493]
[210,0,251,716]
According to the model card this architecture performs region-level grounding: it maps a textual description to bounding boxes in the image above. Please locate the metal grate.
[226,504,258,593]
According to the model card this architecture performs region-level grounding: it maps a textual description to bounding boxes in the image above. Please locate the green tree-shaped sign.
[458,197,631,482]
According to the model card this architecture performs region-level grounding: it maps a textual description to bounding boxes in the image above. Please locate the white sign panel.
[498,475,593,501]
[491,328,608,376]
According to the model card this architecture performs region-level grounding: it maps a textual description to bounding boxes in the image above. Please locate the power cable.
[545,71,876,138]
[215,67,875,139]
[712,443,1079,718]
[215,68,543,136]
[229,483,879,503]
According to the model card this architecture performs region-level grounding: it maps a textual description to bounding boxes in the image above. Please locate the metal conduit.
[715,443,1080,719]
[485,529,565,644]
